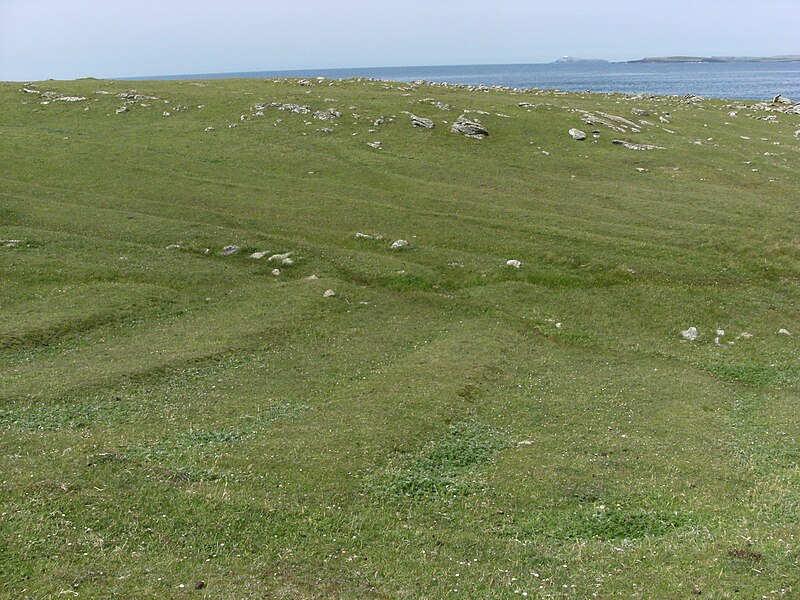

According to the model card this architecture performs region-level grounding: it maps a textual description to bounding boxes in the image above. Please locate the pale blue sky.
[1,0,798,81]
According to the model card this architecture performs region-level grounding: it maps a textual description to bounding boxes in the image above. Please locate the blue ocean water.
[135,62,800,101]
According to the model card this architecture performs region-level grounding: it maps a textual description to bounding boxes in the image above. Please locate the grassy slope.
[1,77,799,598]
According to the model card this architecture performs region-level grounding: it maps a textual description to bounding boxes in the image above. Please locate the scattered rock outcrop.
[405,113,434,129]
[451,115,489,139]
[569,128,586,140]
[612,139,665,150]
[312,108,342,121]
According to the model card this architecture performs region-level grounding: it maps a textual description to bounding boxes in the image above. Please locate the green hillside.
[1,77,799,598]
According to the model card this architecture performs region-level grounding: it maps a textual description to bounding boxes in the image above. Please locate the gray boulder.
[569,128,586,140]
[407,113,434,129]
[451,115,489,139]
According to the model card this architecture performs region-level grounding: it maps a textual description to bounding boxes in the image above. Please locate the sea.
[134,61,800,101]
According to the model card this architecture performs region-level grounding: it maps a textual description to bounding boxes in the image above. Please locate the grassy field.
[1,76,799,598]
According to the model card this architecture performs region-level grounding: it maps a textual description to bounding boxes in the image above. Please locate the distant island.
[552,56,609,64]
[628,55,800,63]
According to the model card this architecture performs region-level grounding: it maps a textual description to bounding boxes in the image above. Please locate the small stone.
[390,239,409,250]
[268,252,292,263]
[271,268,281,276]
[506,259,522,268]
[715,329,725,337]
[115,106,128,114]
[195,581,206,590]
[323,289,336,298]
[250,251,268,259]
[305,274,319,281]
[366,141,382,149]
[681,327,699,341]
[778,328,791,335]
[204,126,215,132]
[555,322,562,329]
[569,128,587,140]
[166,244,181,250]
[354,232,373,239]
[739,332,753,339]
[281,257,293,266]
[222,245,240,255]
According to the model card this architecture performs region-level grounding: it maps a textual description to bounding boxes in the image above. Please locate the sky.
[1,0,798,81]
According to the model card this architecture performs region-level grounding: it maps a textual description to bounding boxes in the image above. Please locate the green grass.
[1,77,799,597]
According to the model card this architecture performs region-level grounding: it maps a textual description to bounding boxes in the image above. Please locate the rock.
[715,329,725,337]
[271,268,281,276]
[21,87,39,94]
[315,128,334,134]
[204,126,215,132]
[366,141,382,149]
[681,327,699,341]
[312,108,341,121]
[569,128,587,140]
[778,328,791,335]
[281,257,293,266]
[612,139,665,151]
[305,274,319,281]
[250,251,268,259]
[795,130,800,138]
[506,259,523,268]
[631,108,650,116]
[451,115,489,139]
[373,117,385,126]
[390,239,409,250]
[323,289,336,298]
[771,94,793,104]
[222,245,240,256]
[166,244,182,250]
[115,107,128,114]
[739,332,753,339]
[354,232,374,240]
[406,113,434,129]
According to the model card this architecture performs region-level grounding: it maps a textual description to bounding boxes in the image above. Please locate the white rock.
[555,322,562,329]
[715,329,725,337]
[569,128,587,140]
[250,251,268,259]
[323,289,336,298]
[778,328,791,335]
[305,274,319,281]
[354,232,373,239]
[204,126,215,132]
[366,141,382,149]
[271,268,281,276]
[390,239,409,250]
[166,244,182,250]
[281,257,293,266]
[115,107,128,114]
[268,252,292,263]
[681,327,699,341]
[506,259,522,268]
[739,332,753,339]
